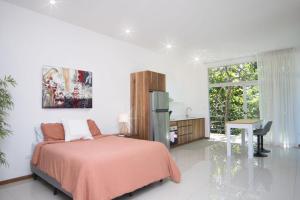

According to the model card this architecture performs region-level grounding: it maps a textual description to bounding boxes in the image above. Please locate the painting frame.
[42,66,92,109]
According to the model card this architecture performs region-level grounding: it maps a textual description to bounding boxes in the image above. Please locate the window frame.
[207,61,259,134]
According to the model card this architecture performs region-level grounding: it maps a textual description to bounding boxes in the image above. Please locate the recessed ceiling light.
[121,27,135,37]
[194,57,200,62]
[125,29,131,34]
[49,0,56,5]
[166,44,173,49]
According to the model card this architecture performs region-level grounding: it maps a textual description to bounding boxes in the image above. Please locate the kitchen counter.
[170,115,204,121]
[169,117,205,147]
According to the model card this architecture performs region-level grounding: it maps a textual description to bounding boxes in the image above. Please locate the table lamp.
[118,113,129,134]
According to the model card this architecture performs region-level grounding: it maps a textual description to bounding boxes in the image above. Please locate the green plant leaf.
[0,75,16,166]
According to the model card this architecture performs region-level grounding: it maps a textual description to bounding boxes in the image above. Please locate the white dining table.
[226,119,262,159]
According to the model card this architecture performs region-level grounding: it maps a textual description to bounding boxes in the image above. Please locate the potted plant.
[0,75,16,166]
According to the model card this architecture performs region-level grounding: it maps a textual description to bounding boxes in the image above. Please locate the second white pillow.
[62,119,93,142]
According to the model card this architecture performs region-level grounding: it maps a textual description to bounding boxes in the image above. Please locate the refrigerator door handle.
[155,109,169,112]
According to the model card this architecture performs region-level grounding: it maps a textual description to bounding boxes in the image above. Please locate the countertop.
[170,115,204,121]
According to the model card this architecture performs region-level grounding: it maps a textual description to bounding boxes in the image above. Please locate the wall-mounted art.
[42,67,92,108]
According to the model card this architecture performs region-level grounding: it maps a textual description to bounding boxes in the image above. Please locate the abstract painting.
[42,67,92,108]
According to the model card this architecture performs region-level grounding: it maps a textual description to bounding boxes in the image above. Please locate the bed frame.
[31,163,163,199]
[31,163,72,197]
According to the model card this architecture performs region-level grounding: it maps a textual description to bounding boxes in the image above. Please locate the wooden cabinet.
[170,118,205,147]
[149,71,165,91]
[130,71,166,140]
[192,118,205,140]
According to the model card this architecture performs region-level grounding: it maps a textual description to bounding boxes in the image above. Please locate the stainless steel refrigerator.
[150,91,170,149]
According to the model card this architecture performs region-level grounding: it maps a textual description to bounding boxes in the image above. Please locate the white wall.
[168,61,210,136]
[0,1,209,180]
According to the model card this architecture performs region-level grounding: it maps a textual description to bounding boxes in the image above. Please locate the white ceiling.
[4,0,300,62]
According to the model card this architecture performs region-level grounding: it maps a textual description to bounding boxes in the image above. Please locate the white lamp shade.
[118,113,129,123]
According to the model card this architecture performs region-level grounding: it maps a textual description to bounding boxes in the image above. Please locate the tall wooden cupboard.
[130,71,166,140]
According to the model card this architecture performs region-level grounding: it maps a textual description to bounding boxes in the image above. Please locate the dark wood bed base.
[31,163,164,199]
[31,163,72,197]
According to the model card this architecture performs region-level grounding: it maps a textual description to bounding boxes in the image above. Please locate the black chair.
[253,121,272,157]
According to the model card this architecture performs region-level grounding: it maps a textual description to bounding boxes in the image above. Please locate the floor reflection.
[200,140,295,200]
[170,137,298,200]
[1,139,299,200]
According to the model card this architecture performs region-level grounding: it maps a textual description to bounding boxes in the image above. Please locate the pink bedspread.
[32,135,181,200]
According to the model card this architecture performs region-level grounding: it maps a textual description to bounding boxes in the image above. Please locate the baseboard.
[0,174,32,185]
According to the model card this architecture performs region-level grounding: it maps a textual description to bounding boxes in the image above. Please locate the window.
[208,62,259,134]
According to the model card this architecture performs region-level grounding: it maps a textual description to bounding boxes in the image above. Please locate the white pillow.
[34,125,44,143]
[62,119,93,142]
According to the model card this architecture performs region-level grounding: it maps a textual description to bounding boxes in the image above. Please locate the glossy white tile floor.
[1,139,300,200]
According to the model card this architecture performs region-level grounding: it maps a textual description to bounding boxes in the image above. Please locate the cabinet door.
[149,71,158,91]
[177,120,190,128]
[177,126,188,136]
[192,118,205,140]
[170,121,177,127]
[157,73,166,91]
[178,134,188,144]
[177,120,192,145]
[199,118,205,138]
[149,72,166,91]
[130,72,151,140]
[188,133,194,141]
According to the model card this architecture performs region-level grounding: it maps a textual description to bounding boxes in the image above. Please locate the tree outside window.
[208,62,259,135]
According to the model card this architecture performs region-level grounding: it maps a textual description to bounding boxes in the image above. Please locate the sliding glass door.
[208,62,259,134]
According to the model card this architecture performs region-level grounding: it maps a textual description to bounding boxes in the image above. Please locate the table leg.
[247,127,253,159]
[226,125,231,157]
[241,130,245,146]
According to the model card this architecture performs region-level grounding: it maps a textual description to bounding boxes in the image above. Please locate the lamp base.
[119,122,129,135]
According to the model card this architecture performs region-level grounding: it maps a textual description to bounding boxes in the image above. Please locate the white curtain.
[257,48,296,147]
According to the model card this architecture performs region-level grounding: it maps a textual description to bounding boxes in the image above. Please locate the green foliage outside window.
[208,62,259,134]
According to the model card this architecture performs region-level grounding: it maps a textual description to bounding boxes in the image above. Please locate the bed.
[31,135,181,200]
